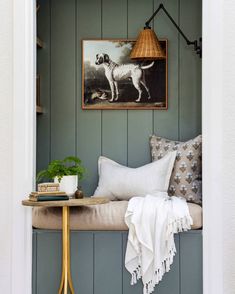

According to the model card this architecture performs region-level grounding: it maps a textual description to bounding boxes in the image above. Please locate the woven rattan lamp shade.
[130,28,165,60]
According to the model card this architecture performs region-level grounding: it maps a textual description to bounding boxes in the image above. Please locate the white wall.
[222,2,235,291]
[203,0,235,293]
[0,0,13,291]
[0,1,35,293]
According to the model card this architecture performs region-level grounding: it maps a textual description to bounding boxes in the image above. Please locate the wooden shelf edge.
[36,105,43,114]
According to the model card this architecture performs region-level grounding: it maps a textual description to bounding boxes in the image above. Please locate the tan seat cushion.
[32,200,202,231]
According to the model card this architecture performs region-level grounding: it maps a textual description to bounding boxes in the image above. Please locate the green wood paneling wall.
[33,230,202,294]
[37,0,202,195]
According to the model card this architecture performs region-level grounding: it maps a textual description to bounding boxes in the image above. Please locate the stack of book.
[38,182,60,193]
[29,191,69,202]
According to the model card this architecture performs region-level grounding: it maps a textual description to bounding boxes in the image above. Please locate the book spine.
[37,196,69,201]
[31,192,66,196]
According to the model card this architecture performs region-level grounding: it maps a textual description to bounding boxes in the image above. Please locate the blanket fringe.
[131,265,141,285]
[130,215,192,294]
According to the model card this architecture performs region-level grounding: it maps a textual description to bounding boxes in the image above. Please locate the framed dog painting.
[82,39,168,110]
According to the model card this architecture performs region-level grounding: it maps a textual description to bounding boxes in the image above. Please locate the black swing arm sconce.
[145,3,202,58]
[130,3,202,60]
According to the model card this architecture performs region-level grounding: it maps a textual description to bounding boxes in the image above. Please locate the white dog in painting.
[95,53,154,102]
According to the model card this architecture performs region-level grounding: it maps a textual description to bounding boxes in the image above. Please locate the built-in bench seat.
[32,200,202,231]
[32,201,202,294]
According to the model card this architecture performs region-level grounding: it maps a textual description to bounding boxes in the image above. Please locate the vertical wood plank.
[36,231,62,294]
[77,0,102,195]
[101,0,128,165]
[50,0,76,160]
[180,231,203,294]
[37,0,51,173]
[179,0,202,141]
[122,232,142,294]
[94,232,122,294]
[154,0,179,141]
[70,232,94,294]
[127,0,153,167]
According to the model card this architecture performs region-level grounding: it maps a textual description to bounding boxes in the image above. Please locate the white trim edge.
[202,0,224,293]
[12,0,36,293]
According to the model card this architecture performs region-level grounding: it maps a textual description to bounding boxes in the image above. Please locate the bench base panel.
[32,230,202,294]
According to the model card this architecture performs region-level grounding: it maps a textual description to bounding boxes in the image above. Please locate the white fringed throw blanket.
[125,192,193,294]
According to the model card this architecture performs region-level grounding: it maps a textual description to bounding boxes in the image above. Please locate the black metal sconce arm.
[145,3,202,58]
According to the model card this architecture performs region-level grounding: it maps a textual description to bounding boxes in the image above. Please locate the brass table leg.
[58,207,75,294]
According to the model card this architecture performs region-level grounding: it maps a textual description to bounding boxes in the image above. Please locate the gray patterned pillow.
[150,135,202,204]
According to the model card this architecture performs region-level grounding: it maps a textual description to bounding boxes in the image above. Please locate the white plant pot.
[54,175,78,198]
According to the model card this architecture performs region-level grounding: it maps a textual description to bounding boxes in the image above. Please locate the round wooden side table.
[22,197,109,294]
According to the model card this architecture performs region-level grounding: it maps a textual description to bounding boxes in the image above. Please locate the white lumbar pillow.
[93,151,176,200]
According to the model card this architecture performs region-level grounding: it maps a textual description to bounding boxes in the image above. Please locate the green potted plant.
[36,156,86,197]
